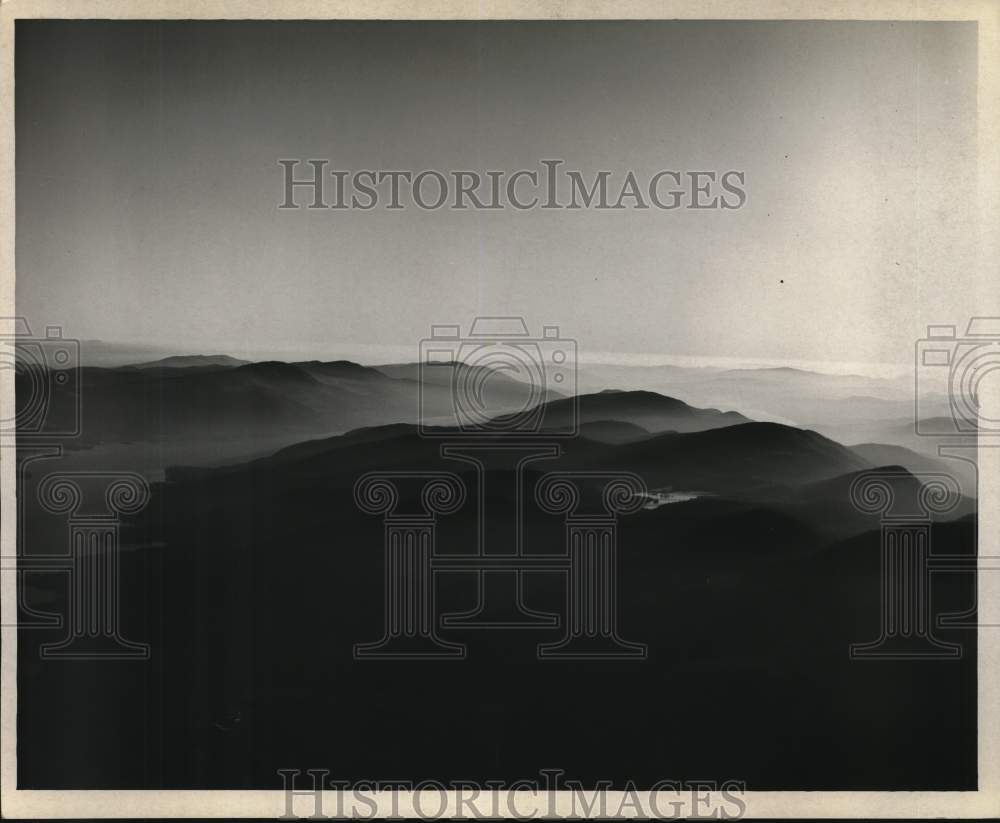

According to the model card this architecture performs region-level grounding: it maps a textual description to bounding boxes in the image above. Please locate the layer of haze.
[16,20,980,369]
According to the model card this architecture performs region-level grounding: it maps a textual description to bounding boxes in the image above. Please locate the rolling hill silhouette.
[849,442,955,476]
[14,357,978,792]
[535,389,749,434]
[24,358,566,472]
[559,421,870,495]
[37,406,966,791]
[126,354,251,369]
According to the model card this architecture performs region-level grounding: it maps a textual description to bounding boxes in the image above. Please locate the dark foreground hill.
[16,409,977,791]
[12,353,978,791]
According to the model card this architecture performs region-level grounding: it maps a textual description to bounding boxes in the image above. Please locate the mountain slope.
[849,443,955,479]
[782,464,975,544]
[522,389,749,434]
[561,421,871,495]
[577,419,652,444]
[27,358,566,474]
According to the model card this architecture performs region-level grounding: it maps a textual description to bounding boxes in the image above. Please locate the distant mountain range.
[23,358,546,466]
[573,360,953,431]
[16,353,977,496]
[22,360,759,476]
[126,354,251,369]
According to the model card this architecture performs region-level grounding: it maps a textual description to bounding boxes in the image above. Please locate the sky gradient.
[15,20,979,369]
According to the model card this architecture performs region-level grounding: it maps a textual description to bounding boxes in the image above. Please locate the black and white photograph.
[1,2,998,819]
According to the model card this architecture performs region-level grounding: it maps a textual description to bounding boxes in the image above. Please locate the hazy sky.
[16,20,979,368]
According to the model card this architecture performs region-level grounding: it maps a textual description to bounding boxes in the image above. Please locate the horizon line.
[78,338,912,380]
